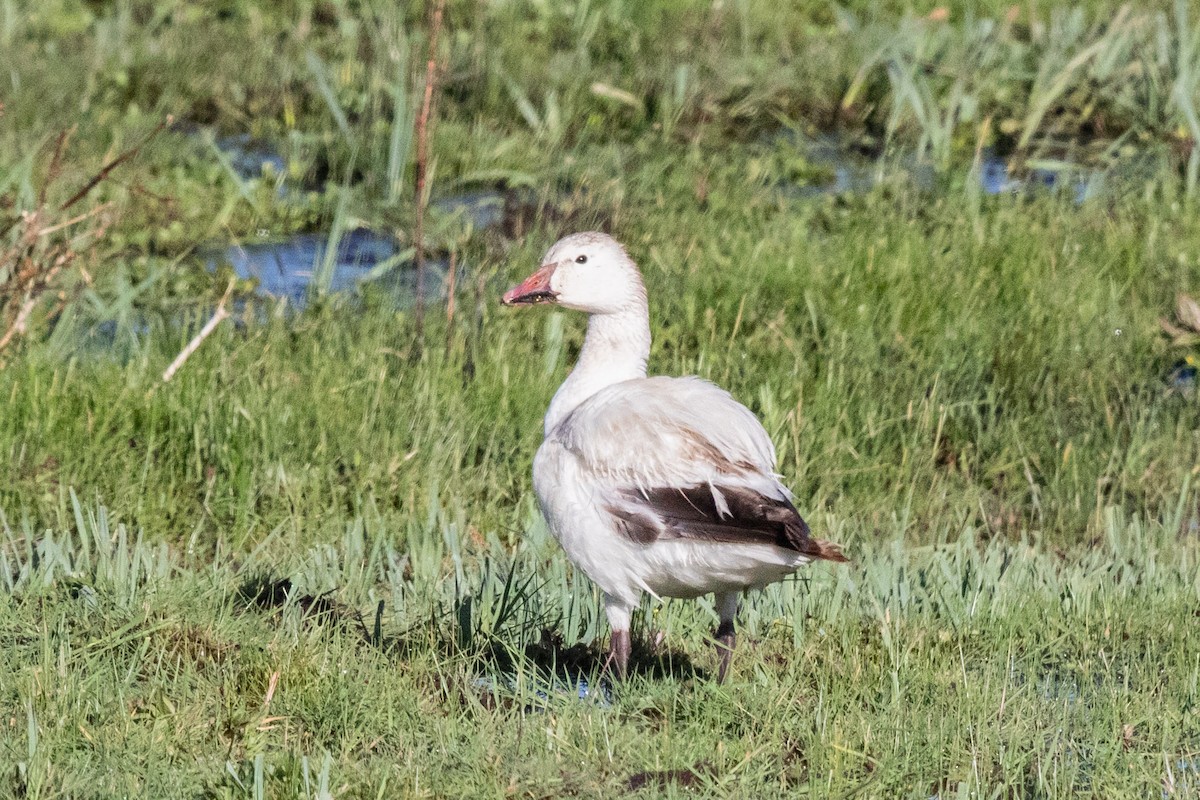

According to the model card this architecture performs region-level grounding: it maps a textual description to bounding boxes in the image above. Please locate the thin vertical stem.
[464,263,486,382]
[445,249,457,353]
[413,0,446,342]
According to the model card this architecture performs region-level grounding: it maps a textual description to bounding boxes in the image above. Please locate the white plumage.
[503,232,847,681]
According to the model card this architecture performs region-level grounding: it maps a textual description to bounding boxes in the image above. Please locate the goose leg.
[604,595,633,679]
[608,630,631,679]
[715,592,739,683]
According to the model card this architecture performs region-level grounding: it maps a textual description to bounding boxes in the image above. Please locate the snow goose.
[502,231,848,682]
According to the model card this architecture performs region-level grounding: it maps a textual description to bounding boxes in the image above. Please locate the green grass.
[4,165,1197,550]
[3,1,1200,798]
[4,498,1199,797]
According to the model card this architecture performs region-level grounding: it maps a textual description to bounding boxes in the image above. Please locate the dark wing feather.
[605,485,848,563]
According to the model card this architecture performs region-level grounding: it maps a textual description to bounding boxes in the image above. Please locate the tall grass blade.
[387,34,415,206]
[306,50,353,140]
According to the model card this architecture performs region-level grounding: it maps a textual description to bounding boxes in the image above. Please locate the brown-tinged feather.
[606,484,849,563]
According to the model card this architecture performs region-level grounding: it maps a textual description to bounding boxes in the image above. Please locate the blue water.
[210,228,429,305]
[216,133,287,181]
[432,188,508,231]
[1168,361,1197,395]
[195,129,1165,315]
[777,130,1134,205]
[978,152,1103,203]
[209,130,1122,308]
[470,674,613,712]
[205,133,511,306]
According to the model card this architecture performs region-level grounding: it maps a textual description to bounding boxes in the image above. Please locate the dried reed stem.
[61,115,171,212]
[412,0,446,341]
[161,285,233,383]
[0,295,37,352]
[0,117,164,366]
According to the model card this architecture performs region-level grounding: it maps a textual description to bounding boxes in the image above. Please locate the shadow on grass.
[464,629,705,714]
[235,569,707,714]
[626,762,711,793]
[484,627,705,684]
[236,570,373,639]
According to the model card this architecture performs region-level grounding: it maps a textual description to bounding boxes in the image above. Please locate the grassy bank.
[3,162,1198,551]
[4,497,1199,797]
[3,1,1200,798]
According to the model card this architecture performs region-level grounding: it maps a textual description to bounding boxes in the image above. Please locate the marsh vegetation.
[2,1,1200,796]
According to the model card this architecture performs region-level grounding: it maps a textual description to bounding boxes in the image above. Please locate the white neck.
[544,301,650,435]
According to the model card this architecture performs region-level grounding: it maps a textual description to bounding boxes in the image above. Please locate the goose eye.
[575,255,588,264]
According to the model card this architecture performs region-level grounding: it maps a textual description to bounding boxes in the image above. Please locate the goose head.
[502,232,646,315]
